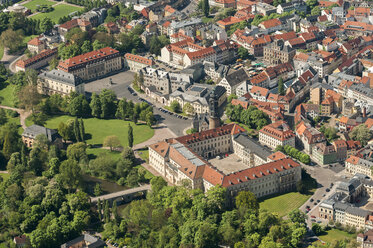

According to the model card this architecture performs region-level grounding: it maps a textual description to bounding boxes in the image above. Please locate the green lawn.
[30,4,83,23]
[0,84,17,107]
[317,229,356,244]
[135,165,154,180]
[87,148,122,161]
[7,115,23,135]
[26,115,154,147]
[0,173,10,181]
[22,0,55,12]
[137,149,149,163]
[259,192,313,217]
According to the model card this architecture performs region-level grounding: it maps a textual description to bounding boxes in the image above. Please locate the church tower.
[208,88,221,130]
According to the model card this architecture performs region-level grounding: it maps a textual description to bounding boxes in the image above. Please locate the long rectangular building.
[57,47,122,81]
[149,123,302,199]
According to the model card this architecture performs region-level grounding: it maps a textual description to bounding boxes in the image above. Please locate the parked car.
[317,200,320,203]
[311,215,316,219]
[311,219,316,222]
[310,199,314,202]
[326,188,330,192]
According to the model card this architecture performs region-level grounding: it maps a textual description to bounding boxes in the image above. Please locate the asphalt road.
[84,71,191,137]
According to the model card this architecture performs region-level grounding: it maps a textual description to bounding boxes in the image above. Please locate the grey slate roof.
[233,133,272,160]
[346,206,371,217]
[39,69,83,86]
[223,68,249,87]
[22,125,59,142]
[61,234,106,248]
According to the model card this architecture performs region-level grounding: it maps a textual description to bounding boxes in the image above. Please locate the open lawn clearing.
[0,84,17,107]
[30,4,82,23]
[317,229,356,244]
[22,0,55,12]
[259,192,313,217]
[26,115,155,147]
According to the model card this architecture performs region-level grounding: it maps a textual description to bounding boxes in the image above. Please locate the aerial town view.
[1,0,373,247]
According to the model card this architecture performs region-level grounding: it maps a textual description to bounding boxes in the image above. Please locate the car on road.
[310,199,314,202]
[183,117,188,120]
[317,221,322,223]
[330,183,334,187]
[326,188,330,192]
[306,206,310,209]
[314,202,317,205]
[317,200,320,203]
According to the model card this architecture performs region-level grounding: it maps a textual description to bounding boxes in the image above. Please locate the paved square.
[208,154,250,175]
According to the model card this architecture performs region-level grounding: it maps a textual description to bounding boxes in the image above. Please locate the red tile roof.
[259,120,295,142]
[58,47,119,71]
[260,18,282,29]
[27,36,43,46]
[16,48,57,69]
[125,53,154,66]
[176,123,245,145]
[221,158,300,187]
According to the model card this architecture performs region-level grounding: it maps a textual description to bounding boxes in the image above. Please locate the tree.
[227,94,238,103]
[49,57,59,70]
[170,100,181,113]
[103,135,122,151]
[79,118,85,142]
[81,40,92,54]
[0,108,7,125]
[350,124,373,146]
[94,183,102,196]
[104,200,110,223]
[149,36,162,55]
[306,0,318,8]
[92,39,106,50]
[17,85,42,112]
[311,223,323,235]
[58,122,74,141]
[39,17,53,33]
[128,123,133,148]
[59,159,81,192]
[202,0,210,17]
[237,46,249,60]
[278,77,285,95]
[73,117,80,142]
[311,6,321,16]
[90,93,101,118]
[99,89,117,119]
[235,191,259,212]
[0,29,24,53]
[67,142,88,163]
[182,103,194,115]
[145,112,154,127]
[288,209,307,226]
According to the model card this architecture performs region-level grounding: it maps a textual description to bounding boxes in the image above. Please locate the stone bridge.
[90,184,151,206]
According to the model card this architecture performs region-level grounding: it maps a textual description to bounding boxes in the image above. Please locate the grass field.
[0,173,10,181]
[317,229,356,244]
[30,4,82,23]
[26,115,155,148]
[259,192,313,217]
[22,0,55,12]
[87,148,122,161]
[137,148,149,163]
[0,84,17,107]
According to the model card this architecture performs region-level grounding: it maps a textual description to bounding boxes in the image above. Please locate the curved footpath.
[0,105,31,129]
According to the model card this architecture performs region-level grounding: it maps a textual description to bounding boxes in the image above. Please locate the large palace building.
[149,123,302,199]
[57,47,122,81]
